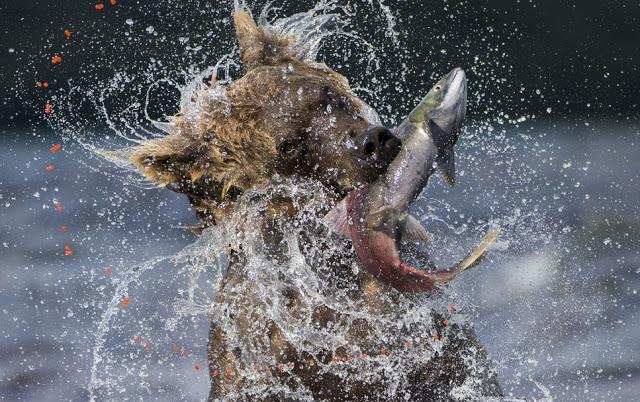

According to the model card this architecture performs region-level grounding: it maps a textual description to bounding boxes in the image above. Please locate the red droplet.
[64,29,72,38]
[51,55,62,64]
[212,370,220,377]
[405,340,411,348]
[194,363,201,371]
[133,335,141,343]
[433,334,440,342]
[443,319,449,326]
[142,342,151,349]
[44,102,53,114]
[54,200,63,213]
[45,164,54,172]
[120,297,130,309]
[64,244,73,256]
[50,143,62,153]
[95,3,105,10]
[59,225,68,233]
[104,267,113,275]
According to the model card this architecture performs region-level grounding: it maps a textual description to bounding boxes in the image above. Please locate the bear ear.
[129,133,195,187]
[233,11,264,72]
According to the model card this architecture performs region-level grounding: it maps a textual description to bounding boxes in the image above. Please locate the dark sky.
[1,0,639,128]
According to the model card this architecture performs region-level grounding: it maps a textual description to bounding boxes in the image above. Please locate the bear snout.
[358,127,401,165]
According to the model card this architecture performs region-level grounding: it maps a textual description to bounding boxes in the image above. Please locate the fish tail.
[457,228,501,273]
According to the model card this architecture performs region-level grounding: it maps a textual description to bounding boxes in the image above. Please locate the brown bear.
[128,9,502,401]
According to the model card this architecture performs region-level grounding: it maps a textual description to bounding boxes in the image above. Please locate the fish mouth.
[430,67,467,126]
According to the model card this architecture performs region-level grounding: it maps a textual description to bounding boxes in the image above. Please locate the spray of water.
[41,1,567,400]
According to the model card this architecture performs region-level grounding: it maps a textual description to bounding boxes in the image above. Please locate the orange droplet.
[443,319,449,326]
[142,342,151,349]
[64,244,73,256]
[44,102,53,114]
[59,225,68,233]
[95,3,105,10]
[54,200,63,213]
[51,55,62,64]
[120,297,130,309]
[64,29,73,38]
[43,82,49,88]
[50,143,61,153]
[433,334,440,342]
[194,363,201,371]
[109,0,116,5]
[45,164,54,172]
[133,335,141,343]
[171,345,180,353]
[104,267,113,275]
[180,350,188,357]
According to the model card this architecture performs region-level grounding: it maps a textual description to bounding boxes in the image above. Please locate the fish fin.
[457,228,501,273]
[400,215,430,243]
[325,198,351,237]
[437,148,455,187]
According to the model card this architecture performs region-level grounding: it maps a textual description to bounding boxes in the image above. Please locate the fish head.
[408,67,467,186]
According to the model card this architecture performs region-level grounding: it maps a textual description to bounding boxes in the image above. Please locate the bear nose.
[360,127,401,163]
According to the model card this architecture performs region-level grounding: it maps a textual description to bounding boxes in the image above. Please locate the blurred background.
[1,0,639,401]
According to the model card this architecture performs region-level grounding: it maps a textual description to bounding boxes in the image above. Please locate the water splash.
[42,0,571,400]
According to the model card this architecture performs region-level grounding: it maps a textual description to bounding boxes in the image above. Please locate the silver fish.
[328,67,500,293]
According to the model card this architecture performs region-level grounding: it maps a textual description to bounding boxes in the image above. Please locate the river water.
[1,119,638,401]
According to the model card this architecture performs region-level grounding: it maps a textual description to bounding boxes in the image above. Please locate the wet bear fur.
[129,10,502,401]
